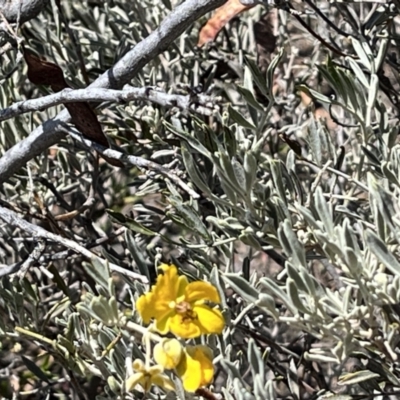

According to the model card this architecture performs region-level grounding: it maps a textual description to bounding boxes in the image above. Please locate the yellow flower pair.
[126,341,213,393]
[136,264,225,339]
[131,264,225,393]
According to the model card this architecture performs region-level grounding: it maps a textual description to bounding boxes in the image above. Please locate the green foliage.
[2,0,400,399]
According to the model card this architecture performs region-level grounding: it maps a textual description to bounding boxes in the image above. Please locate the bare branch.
[64,126,200,200]
[0,0,226,183]
[0,261,23,277]
[0,205,148,282]
[0,85,218,122]
[0,0,49,23]
[16,239,45,279]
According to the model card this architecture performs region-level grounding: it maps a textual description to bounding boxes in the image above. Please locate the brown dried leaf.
[197,0,254,47]
[24,51,67,90]
[24,50,123,167]
[64,103,109,148]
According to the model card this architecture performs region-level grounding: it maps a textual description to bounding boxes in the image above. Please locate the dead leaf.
[64,102,109,147]
[24,50,123,167]
[197,0,254,47]
[24,51,67,90]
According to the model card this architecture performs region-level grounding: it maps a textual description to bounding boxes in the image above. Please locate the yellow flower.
[176,345,214,392]
[125,359,175,392]
[153,340,215,392]
[136,264,225,339]
[154,339,183,369]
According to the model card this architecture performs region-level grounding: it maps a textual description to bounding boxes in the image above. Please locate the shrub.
[1,0,400,398]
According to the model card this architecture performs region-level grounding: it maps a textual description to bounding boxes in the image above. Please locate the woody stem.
[124,321,163,343]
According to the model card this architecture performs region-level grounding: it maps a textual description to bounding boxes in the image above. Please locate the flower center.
[175,301,197,321]
[175,301,191,313]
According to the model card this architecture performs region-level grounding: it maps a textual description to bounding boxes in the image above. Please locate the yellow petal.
[194,304,225,335]
[190,344,213,361]
[147,365,164,375]
[155,310,174,335]
[125,372,145,391]
[137,265,181,325]
[176,345,214,392]
[136,292,155,324]
[159,263,174,273]
[185,281,221,304]
[152,265,180,315]
[141,375,153,392]
[154,339,183,369]
[189,346,214,386]
[132,359,145,372]
[176,354,201,392]
[152,373,176,391]
[169,313,202,339]
[177,275,189,297]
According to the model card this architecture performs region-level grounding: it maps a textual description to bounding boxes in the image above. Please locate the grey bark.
[0,205,149,282]
[0,0,226,183]
[0,0,49,23]
[0,85,218,122]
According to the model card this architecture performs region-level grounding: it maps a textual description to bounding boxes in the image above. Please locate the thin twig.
[303,0,352,39]
[282,1,356,59]
[54,197,95,221]
[17,239,46,279]
[66,126,200,199]
[299,159,369,192]
[0,261,24,277]
[38,227,126,264]
[0,206,148,283]
[0,85,218,122]
[35,177,73,211]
